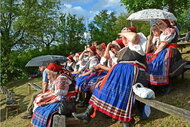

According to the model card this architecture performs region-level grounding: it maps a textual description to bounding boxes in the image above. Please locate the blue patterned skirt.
[146,48,172,85]
[32,102,59,127]
[89,63,139,122]
[75,74,90,93]
[83,70,108,92]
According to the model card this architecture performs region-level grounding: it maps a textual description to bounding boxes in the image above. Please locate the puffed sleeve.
[100,57,107,66]
[128,33,147,56]
[160,28,176,43]
[53,75,72,101]
[89,57,99,70]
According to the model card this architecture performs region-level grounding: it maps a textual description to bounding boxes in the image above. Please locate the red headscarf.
[121,26,137,33]
[87,46,96,54]
[67,55,74,62]
[101,43,107,50]
[112,39,125,49]
[161,19,171,27]
[45,62,62,74]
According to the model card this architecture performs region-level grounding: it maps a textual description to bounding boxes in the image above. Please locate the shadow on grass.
[87,112,118,127]
[135,108,169,126]
[5,78,32,89]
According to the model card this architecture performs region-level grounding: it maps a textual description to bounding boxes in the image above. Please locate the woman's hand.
[147,35,153,42]
[94,64,101,69]
[107,43,112,49]
[37,102,48,106]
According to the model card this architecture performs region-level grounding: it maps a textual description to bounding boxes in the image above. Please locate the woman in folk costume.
[101,39,126,70]
[73,32,148,127]
[31,63,75,127]
[78,41,126,107]
[74,46,99,107]
[75,43,108,107]
[75,45,99,92]
[146,24,161,54]
[88,40,126,93]
[82,43,108,93]
[72,51,89,76]
[73,52,82,72]
[146,19,183,88]
[66,55,76,72]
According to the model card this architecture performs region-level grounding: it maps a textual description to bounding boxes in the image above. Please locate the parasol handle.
[130,21,133,27]
[150,27,153,36]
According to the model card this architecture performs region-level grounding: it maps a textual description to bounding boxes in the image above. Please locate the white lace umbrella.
[127,9,177,21]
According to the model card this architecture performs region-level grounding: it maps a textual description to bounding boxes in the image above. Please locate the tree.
[58,13,86,45]
[120,0,189,16]
[0,0,60,83]
[27,17,59,51]
[113,13,150,36]
[89,10,117,44]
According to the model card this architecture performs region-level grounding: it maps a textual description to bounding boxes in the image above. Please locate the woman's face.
[87,51,94,57]
[73,55,79,62]
[110,44,120,54]
[156,20,167,31]
[47,72,58,81]
[121,36,129,46]
[152,25,160,36]
[39,66,46,72]
[96,49,104,57]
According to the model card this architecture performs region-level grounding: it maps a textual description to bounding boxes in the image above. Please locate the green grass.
[0,78,42,127]
[0,47,190,127]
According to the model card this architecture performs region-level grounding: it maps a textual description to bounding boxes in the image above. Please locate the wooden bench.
[136,96,190,123]
[52,114,82,127]
[28,82,42,94]
[177,41,190,51]
[182,62,190,79]
[181,50,190,54]
[177,33,187,42]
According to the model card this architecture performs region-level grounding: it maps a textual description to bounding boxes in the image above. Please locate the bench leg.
[52,114,66,127]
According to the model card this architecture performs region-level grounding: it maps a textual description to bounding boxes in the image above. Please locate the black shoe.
[77,92,92,108]
[163,85,173,94]
[21,113,32,119]
[72,104,94,124]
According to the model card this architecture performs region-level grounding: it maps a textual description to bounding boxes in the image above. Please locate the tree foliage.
[0,0,59,83]
[0,0,87,84]
[114,13,150,36]
[58,13,86,45]
[89,10,117,44]
[120,0,189,16]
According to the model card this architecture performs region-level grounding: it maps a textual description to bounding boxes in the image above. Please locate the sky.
[60,0,127,23]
